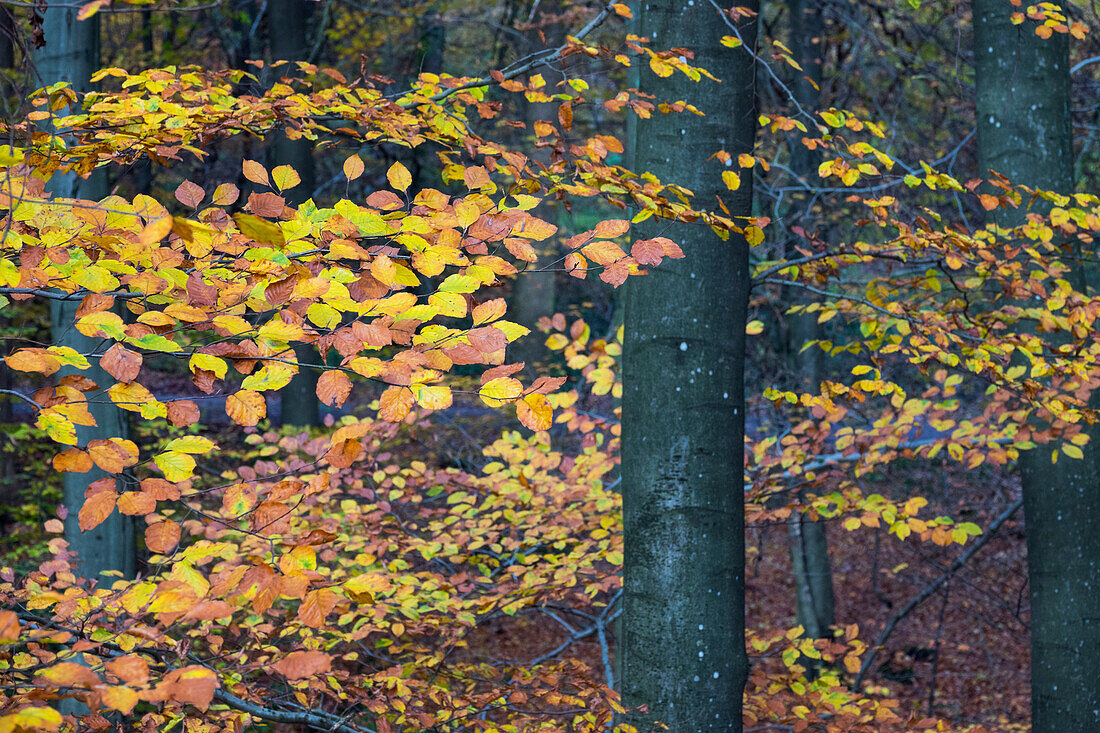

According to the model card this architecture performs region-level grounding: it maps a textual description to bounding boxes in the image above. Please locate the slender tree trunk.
[620,1,757,730]
[35,4,135,582]
[786,0,834,643]
[269,0,320,427]
[973,4,1099,730]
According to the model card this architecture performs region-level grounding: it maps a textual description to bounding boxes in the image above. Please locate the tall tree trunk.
[269,0,321,427]
[786,0,834,643]
[35,5,135,582]
[973,4,1098,730]
[620,1,757,730]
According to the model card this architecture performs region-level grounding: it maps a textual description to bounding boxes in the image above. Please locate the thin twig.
[852,497,1023,689]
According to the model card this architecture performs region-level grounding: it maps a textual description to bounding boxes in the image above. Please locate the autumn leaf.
[145,520,181,554]
[242,159,270,186]
[226,390,267,426]
[316,370,352,408]
[516,393,552,431]
[480,377,523,407]
[378,386,414,421]
[343,154,365,181]
[101,344,142,382]
[155,451,197,481]
[387,161,412,192]
[271,164,301,191]
[78,488,118,532]
[298,588,339,628]
[273,650,332,680]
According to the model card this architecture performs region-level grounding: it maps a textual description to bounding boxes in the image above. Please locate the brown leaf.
[263,274,297,306]
[298,588,338,628]
[186,272,218,306]
[248,191,287,218]
[558,101,573,131]
[316,370,352,408]
[101,344,142,382]
[166,400,200,427]
[174,180,205,209]
[631,238,664,266]
[145,520,181,554]
[467,326,507,354]
[273,650,332,679]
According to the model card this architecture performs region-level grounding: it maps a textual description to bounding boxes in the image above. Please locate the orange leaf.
[594,219,630,239]
[273,650,332,680]
[298,588,338,628]
[78,488,118,532]
[117,491,156,515]
[226,390,266,426]
[242,159,270,187]
[139,216,174,246]
[106,655,149,685]
[378,385,414,422]
[145,520,181,554]
[100,344,142,382]
[0,610,20,642]
[558,101,573,131]
[164,666,217,711]
[517,393,552,430]
[52,448,92,473]
[343,154,365,181]
[87,438,138,473]
[316,370,352,408]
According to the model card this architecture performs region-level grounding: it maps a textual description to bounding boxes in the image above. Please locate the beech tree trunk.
[786,0,835,643]
[36,5,136,582]
[269,0,321,427]
[620,1,757,730]
[973,4,1099,730]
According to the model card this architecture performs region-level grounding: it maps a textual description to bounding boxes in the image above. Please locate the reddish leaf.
[174,180,204,208]
[101,344,142,382]
[166,400,200,427]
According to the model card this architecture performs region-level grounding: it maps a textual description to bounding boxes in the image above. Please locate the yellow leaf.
[722,170,741,191]
[271,164,301,191]
[387,161,412,192]
[164,436,216,454]
[412,384,452,410]
[189,353,227,379]
[517,393,552,430]
[154,451,196,482]
[1063,444,1084,460]
[75,265,120,294]
[479,377,523,407]
[139,216,173,246]
[226,390,266,426]
[745,320,764,335]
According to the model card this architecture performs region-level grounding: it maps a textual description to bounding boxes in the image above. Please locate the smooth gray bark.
[786,0,834,643]
[974,4,1099,730]
[269,0,321,427]
[620,1,757,730]
[36,4,135,582]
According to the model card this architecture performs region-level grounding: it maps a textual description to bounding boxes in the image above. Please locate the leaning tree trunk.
[620,1,757,730]
[974,3,1099,730]
[786,0,835,643]
[269,0,321,427]
[35,3,135,582]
